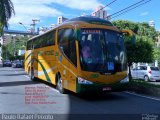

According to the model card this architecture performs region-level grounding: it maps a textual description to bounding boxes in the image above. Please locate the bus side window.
[58,29,70,57]
[58,28,77,66]
[69,31,77,66]
[27,40,32,50]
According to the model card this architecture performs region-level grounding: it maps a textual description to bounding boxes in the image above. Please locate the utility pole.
[12,35,16,57]
[30,19,40,35]
[19,22,28,31]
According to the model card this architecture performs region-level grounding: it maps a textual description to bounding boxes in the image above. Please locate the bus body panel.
[57,50,77,93]
[24,50,32,74]
[78,71,127,84]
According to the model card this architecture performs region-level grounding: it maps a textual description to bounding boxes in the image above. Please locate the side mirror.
[121,30,136,44]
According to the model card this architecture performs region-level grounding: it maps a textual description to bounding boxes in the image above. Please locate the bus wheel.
[56,74,65,94]
[30,69,35,81]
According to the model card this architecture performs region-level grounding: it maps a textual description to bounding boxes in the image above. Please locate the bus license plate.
[103,87,112,91]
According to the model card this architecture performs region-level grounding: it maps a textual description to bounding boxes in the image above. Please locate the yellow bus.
[25,16,134,94]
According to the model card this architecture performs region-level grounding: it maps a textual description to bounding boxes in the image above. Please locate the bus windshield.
[79,28,127,73]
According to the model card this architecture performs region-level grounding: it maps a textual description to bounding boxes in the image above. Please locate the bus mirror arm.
[121,30,136,44]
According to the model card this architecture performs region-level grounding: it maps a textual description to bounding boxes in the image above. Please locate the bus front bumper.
[76,76,129,94]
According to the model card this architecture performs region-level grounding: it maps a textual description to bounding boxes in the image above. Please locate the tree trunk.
[128,62,132,81]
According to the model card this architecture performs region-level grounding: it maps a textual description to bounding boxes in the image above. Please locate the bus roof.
[67,16,113,26]
[28,16,115,41]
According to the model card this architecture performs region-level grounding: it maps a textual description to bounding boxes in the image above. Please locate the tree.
[112,20,156,80]
[125,38,154,79]
[2,36,29,60]
[0,0,15,34]
[153,46,160,65]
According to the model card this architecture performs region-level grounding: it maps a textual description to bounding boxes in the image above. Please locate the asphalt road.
[0,67,160,120]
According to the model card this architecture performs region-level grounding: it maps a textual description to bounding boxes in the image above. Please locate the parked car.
[3,60,12,67]
[0,60,3,67]
[12,60,22,68]
[131,65,160,81]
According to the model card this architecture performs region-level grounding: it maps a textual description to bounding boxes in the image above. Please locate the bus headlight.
[78,77,93,84]
[120,76,129,83]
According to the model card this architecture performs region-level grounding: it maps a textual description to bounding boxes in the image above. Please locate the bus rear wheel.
[56,74,65,94]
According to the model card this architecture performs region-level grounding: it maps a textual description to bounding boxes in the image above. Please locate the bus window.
[79,28,127,73]
[58,28,77,66]
[27,40,32,50]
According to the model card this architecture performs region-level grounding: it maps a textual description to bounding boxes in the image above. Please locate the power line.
[110,0,151,19]
[109,0,146,17]
[106,0,151,20]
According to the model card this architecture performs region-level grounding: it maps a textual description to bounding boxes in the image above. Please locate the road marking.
[24,75,30,79]
[124,91,160,101]
[50,87,59,93]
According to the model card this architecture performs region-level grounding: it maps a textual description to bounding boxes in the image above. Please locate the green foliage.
[137,22,157,42]
[126,38,153,64]
[0,23,3,36]
[153,46,160,62]
[113,20,157,80]
[113,20,156,65]
[2,36,28,60]
[130,80,160,88]
[112,20,139,33]
[0,0,15,34]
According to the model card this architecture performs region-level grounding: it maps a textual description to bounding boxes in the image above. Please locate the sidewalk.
[149,82,160,85]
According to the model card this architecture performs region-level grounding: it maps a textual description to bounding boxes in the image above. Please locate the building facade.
[57,16,68,25]
[91,6,107,19]
[149,20,155,27]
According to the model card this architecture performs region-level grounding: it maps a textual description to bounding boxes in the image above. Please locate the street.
[0,67,160,120]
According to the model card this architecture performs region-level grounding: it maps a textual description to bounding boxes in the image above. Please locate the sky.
[8,0,160,31]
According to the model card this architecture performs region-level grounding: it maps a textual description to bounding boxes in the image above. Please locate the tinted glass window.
[45,31,56,46]
[58,28,77,66]
[58,29,65,43]
[27,40,32,50]
[32,30,55,49]
[140,66,147,70]
[150,67,159,71]
[79,28,127,73]
[136,67,141,70]
[70,35,77,66]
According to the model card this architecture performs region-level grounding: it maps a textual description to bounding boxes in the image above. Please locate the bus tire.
[56,74,65,94]
[30,68,36,81]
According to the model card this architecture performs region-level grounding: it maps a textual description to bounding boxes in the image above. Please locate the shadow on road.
[79,93,127,101]
[36,78,127,101]
[0,69,13,71]
[0,68,24,71]
[0,80,41,87]
[0,73,27,76]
